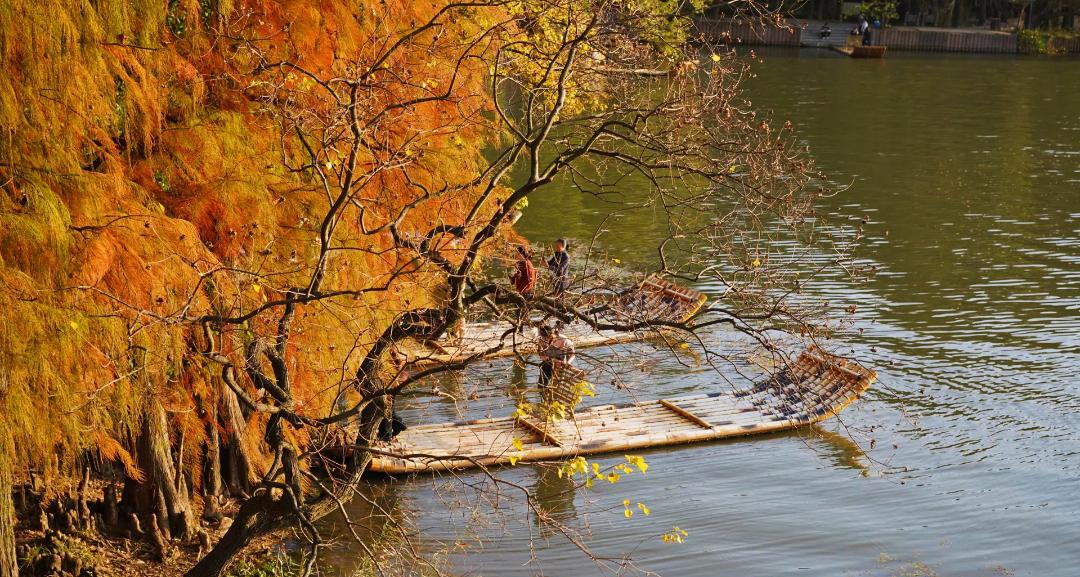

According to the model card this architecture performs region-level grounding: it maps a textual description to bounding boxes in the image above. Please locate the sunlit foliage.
[0,0,497,492]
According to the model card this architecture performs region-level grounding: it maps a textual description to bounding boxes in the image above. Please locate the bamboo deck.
[401,275,707,367]
[400,320,636,366]
[367,347,876,474]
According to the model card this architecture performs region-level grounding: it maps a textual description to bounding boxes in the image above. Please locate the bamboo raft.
[367,346,876,474]
[401,275,708,366]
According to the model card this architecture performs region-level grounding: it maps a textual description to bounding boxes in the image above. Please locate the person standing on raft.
[547,238,571,294]
[509,245,537,297]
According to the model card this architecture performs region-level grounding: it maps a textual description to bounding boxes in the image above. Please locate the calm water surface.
[322,51,1080,577]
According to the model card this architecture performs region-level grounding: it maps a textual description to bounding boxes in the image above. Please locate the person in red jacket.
[510,245,536,296]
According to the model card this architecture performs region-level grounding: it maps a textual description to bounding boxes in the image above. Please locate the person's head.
[538,325,553,338]
[554,238,567,252]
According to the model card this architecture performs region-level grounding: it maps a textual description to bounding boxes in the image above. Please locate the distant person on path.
[820,23,831,39]
[510,245,537,296]
[547,238,571,294]
[538,324,576,389]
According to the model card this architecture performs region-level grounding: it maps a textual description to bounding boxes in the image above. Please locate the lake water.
[320,51,1080,577]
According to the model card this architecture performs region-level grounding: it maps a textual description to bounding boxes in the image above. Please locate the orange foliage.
[0,0,501,484]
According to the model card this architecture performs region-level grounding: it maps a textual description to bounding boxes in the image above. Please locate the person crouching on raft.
[538,324,575,390]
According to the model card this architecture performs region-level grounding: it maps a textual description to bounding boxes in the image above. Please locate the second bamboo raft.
[366,346,875,474]
[401,274,708,367]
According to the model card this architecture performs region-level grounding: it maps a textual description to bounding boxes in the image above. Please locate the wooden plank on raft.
[658,399,714,429]
[358,346,877,474]
[516,416,563,447]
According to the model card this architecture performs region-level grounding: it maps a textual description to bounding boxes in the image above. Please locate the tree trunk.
[103,483,119,530]
[185,396,388,577]
[219,387,254,497]
[184,491,292,577]
[0,429,18,577]
[201,404,223,522]
[123,400,195,542]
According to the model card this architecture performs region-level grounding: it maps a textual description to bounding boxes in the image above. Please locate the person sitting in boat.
[547,238,571,295]
[537,323,576,389]
[509,245,537,297]
[819,23,831,38]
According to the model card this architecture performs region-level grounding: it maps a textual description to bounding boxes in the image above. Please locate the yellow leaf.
[625,455,649,473]
[710,53,721,62]
[662,526,689,544]
[612,258,621,264]
[624,508,633,519]
[679,342,690,349]
[637,503,651,516]
[509,455,520,466]
[512,438,524,451]
[623,499,630,507]
[752,258,761,267]
[251,283,261,293]
[606,472,620,483]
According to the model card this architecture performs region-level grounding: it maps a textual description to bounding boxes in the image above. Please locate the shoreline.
[694,17,1080,55]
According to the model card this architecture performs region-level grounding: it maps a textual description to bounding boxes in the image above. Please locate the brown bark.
[0,429,17,577]
[103,483,119,530]
[219,386,254,497]
[76,467,91,530]
[148,513,171,561]
[201,406,223,522]
[123,400,196,541]
[184,490,292,577]
[184,396,388,577]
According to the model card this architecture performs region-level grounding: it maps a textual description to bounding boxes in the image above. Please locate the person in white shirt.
[538,324,575,388]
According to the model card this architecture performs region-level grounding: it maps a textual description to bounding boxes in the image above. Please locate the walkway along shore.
[694,18,1080,54]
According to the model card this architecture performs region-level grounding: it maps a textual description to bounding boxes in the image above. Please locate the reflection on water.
[321,51,1080,576]
[532,465,579,528]
[807,425,871,476]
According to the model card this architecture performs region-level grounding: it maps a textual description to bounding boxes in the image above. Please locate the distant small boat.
[833,44,887,58]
